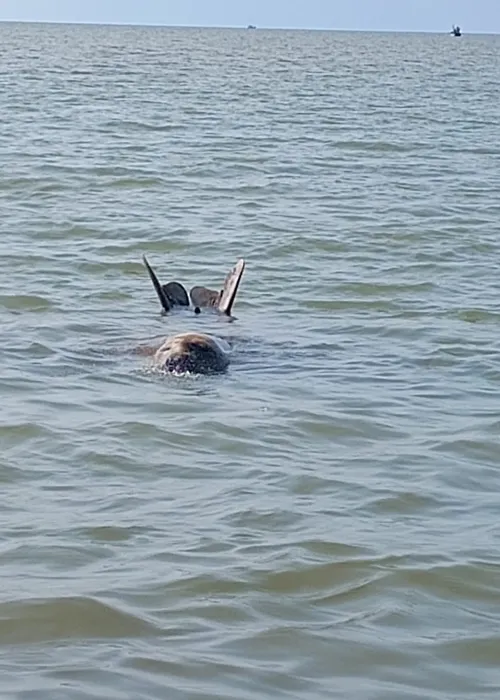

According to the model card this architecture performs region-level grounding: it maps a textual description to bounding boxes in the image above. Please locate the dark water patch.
[103,118,186,132]
[83,525,148,543]
[102,176,165,189]
[430,437,500,469]
[0,422,60,446]
[369,491,444,516]
[303,298,402,313]
[0,597,159,645]
[334,139,413,153]
[394,564,500,606]
[457,308,500,324]
[0,541,110,572]
[0,294,53,311]
[0,460,45,484]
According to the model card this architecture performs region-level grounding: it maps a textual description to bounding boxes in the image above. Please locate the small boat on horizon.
[247,24,257,30]
[451,25,462,36]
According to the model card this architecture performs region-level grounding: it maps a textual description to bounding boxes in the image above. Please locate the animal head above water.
[154,332,231,375]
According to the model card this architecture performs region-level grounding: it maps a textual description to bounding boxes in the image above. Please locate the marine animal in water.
[140,256,246,374]
[152,331,231,374]
[142,255,245,318]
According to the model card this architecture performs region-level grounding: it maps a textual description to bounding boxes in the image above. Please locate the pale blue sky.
[0,1,498,34]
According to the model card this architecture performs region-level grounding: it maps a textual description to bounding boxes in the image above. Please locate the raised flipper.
[142,255,172,314]
[143,255,245,317]
[163,281,189,307]
[189,286,221,309]
[217,259,245,316]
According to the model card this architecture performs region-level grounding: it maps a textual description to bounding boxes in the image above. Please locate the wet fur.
[153,332,230,374]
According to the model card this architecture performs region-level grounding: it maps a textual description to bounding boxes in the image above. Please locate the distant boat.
[247,24,257,29]
[451,25,462,36]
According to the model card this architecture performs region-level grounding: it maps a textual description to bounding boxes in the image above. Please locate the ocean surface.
[1,21,499,699]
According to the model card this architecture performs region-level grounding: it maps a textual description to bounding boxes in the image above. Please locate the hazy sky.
[0,1,498,34]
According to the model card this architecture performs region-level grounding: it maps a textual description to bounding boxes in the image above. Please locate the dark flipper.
[218,259,245,316]
[142,255,171,314]
[189,286,221,309]
[163,281,189,307]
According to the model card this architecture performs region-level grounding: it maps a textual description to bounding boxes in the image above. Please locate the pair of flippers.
[142,255,245,317]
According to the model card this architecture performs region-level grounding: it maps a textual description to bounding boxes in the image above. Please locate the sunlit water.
[1,22,500,699]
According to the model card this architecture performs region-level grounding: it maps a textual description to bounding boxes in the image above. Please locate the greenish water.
[1,21,500,700]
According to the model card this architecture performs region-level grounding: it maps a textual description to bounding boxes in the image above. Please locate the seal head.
[154,332,231,375]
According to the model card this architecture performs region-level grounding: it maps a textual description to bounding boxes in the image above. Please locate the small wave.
[103,177,165,189]
[333,139,412,153]
[103,118,185,132]
[0,596,160,645]
[0,294,53,311]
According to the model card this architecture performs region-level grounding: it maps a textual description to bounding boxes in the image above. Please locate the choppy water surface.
[1,22,500,699]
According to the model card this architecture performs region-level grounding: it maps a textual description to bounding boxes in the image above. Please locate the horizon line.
[0,19,496,35]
